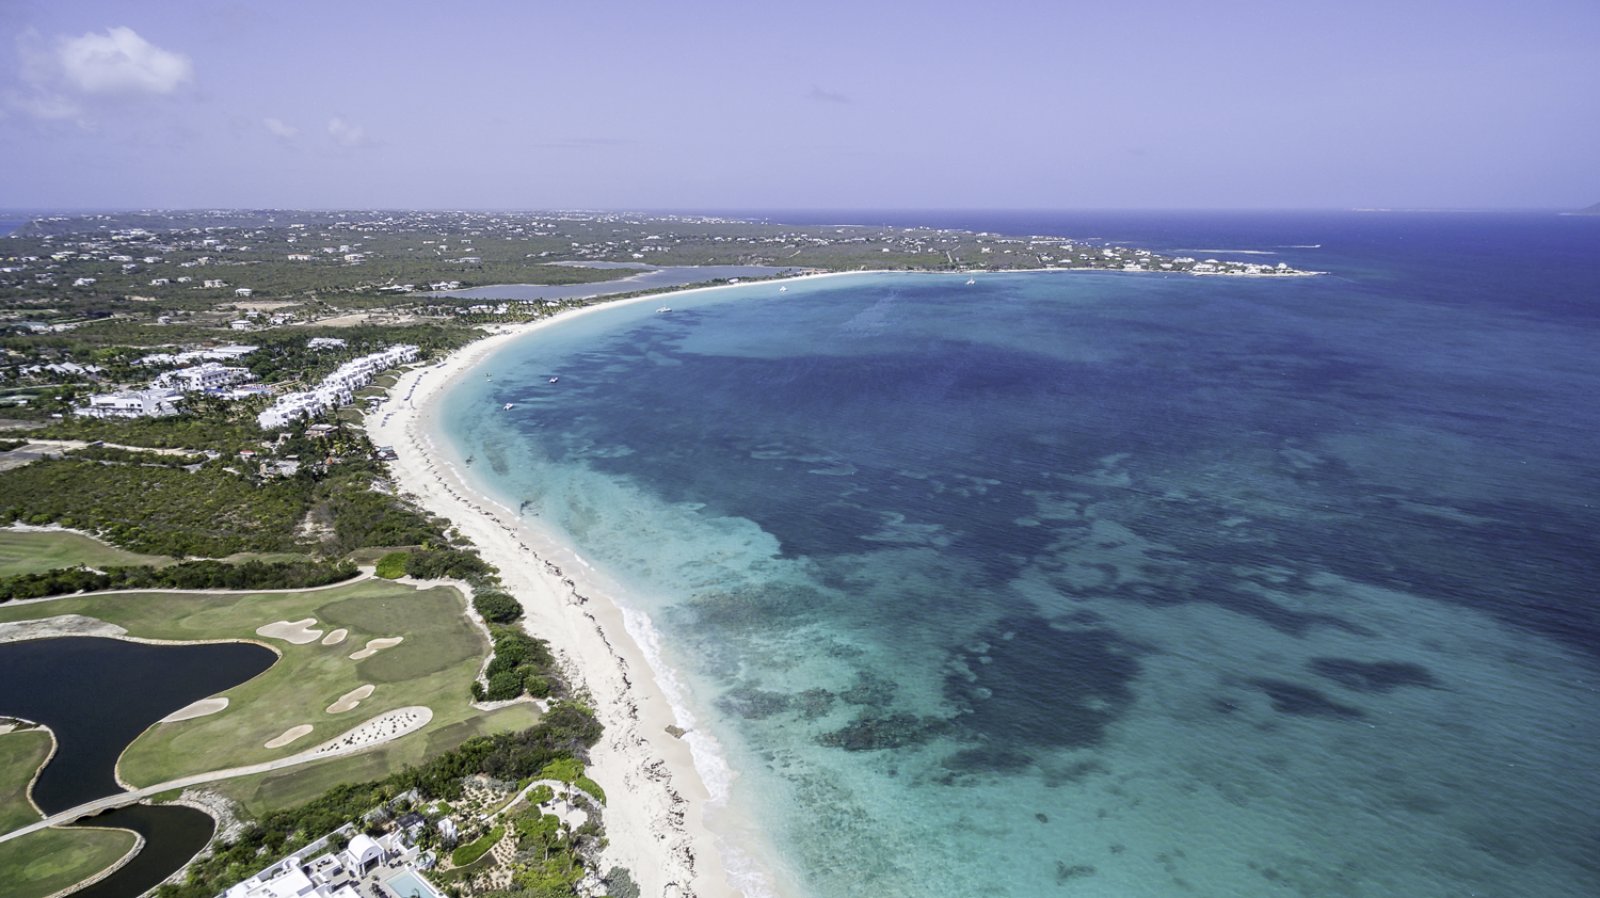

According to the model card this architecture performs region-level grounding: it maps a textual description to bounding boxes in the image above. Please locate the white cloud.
[264,117,299,140]
[57,27,192,96]
[327,116,366,147]
[8,26,191,123]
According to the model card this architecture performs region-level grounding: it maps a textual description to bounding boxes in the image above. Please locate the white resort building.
[78,388,183,419]
[216,824,442,898]
[257,344,418,430]
[158,362,254,393]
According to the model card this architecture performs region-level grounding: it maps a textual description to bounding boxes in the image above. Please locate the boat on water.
[779,286,788,293]
[656,306,672,313]
[548,376,559,384]
[503,403,514,411]
[966,278,976,285]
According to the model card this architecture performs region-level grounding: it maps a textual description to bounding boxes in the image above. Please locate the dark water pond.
[0,636,274,897]
[69,804,215,898]
[0,636,275,811]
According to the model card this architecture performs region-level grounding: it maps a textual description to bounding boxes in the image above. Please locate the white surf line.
[0,707,432,844]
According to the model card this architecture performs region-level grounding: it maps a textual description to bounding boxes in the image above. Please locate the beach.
[366,277,851,898]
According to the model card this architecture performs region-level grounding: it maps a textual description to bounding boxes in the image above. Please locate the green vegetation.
[502,810,584,893]
[451,824,504,866]
[477,627,560,702]
[32,415,267,454]
[0,459,311,556]
[0,729,51,833]
[0,558,356,602]
[403,545,492,581]
[0,826,137,898]
[473,590,523,624]
[0,529,166,577]
[154,703,602,898]
[374,551,409,579]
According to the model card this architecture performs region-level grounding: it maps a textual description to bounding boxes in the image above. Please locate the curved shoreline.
[367,276,852,898]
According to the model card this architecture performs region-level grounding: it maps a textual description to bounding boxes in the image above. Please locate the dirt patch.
[0,614,127,644]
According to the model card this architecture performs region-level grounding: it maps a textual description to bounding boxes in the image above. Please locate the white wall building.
[257,344,418,430]
[79,388,183,419]
[159,363,253,393]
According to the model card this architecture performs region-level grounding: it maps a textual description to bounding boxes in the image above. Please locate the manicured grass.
[0,577,541,812]
[0,729,51,834]
[0,529,168,577]
[0,826,137,898]
[451,824,504,867]
[212,703,537,816]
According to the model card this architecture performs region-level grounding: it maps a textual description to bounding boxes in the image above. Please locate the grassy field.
[0,729,51,833]
[0,826,137,898]
[0,529,168,577]
[0,578,539,813]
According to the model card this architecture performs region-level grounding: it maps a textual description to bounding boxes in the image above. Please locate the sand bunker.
[326,684,375,714]
[160,697,229,723]
[309,706,432,757]
[349,636,403,660]
[256,618,324,644]
[265,724,313,748]
[321,628,349,646]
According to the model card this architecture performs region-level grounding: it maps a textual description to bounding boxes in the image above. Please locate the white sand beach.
[366,276,852,898]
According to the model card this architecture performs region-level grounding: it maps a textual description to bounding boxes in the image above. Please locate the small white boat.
[779,286,788,293]
[656,306,672,313]
[548,377,559,384]
[966,278,976,285]
[503,403,514,411]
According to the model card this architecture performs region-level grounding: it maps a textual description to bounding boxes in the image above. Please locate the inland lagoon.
[434,211,1600,898]
[0,636,274,896]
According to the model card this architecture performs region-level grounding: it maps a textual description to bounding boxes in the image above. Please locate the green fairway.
[0,729,51,834]
[211,701,538,815]
[0,577,540,808]
[0,529,168,577]
[0,826,137,898]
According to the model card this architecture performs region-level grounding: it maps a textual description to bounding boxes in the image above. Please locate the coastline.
[365,275,856,898]
[364,262,1317,897]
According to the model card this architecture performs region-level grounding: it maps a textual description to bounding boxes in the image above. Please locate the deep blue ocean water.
[440,211,1600,898]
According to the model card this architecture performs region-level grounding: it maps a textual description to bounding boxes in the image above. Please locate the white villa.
[158,362,253,393]
[78,388,183,419]
[257,344,418,430]
[217,824,440,898]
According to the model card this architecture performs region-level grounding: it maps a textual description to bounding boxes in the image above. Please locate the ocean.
[438,211,1600,898]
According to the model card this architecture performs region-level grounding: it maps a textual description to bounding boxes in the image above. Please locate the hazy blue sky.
[1,0,1595,211]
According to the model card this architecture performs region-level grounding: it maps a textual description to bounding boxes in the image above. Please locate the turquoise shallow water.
[438,213,1600,898]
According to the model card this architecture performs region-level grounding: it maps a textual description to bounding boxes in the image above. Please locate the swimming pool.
[383,870,443,898]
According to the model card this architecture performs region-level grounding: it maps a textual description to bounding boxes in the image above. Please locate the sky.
[1,0,1596,211]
